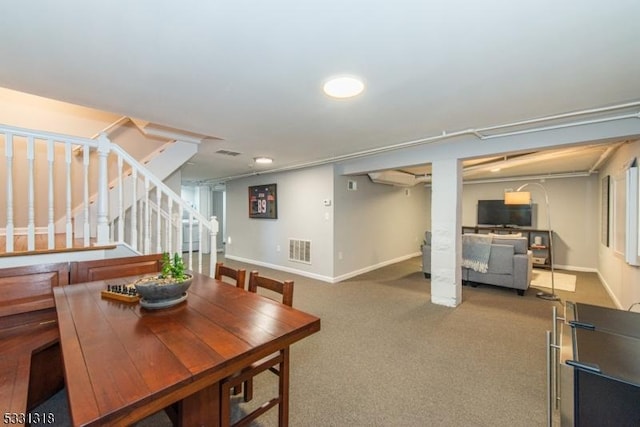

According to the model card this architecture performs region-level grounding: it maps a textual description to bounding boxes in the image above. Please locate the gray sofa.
[422,231,533,296]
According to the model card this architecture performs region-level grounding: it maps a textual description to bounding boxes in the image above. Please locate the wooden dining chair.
[214,262,246,290]
[220,271,294,427]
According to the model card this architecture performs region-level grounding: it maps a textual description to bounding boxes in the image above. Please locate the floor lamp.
[504,183,559,301]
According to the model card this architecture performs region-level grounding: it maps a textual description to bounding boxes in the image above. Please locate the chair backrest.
[0,262,70,325]
[247,271,293,307]
[70,254,164,284]
[214,262,246,289]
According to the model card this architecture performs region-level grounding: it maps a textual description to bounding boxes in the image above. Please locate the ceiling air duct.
[368,171,430,187]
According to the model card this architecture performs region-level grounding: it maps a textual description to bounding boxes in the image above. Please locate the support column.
[430,158,463,307]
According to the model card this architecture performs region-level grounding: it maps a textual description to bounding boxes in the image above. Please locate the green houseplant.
[160,252,188,282]
[134,252,193,308]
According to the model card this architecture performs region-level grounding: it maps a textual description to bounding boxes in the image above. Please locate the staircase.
[0,123,218,275]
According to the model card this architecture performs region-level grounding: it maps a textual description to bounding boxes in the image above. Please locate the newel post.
[209,216,219,277]
[96,133,111,245]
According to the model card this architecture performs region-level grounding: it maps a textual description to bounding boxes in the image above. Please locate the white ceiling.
[1,1,639,183]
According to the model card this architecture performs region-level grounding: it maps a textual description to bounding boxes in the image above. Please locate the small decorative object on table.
[101,284,140,303]
[133,253,193,309]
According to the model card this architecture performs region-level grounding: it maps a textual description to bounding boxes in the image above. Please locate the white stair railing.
[0,123,217,276]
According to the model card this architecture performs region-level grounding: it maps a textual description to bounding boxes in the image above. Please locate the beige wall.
[461,176,599,270]
[598,140,640,312]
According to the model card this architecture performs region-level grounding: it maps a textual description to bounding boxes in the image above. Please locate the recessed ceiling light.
[323,76,365,99]
[490,167,501,173]
[254,157,273,164]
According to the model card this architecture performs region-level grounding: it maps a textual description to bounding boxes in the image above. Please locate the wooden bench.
[0,254,164,424]
[70,253,163,283]
[0,263,69,422]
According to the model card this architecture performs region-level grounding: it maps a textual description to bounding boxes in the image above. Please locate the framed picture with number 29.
[248,184,277,219]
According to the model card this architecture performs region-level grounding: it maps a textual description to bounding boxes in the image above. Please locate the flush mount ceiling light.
[323,76,365,98]
[254,157,273,164]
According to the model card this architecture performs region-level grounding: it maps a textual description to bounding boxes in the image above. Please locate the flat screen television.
[477,199,533,227]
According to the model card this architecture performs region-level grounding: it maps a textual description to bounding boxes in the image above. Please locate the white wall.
[333,174,429,280]
[460,176,599,270]
[598,140,640,312]
[225,165,335,281]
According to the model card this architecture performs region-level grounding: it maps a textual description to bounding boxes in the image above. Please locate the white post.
[47,139,55,249]
[96,133,111,245]
[209,216,219,278]
[26,136,35,251]
[82,146,90,247]
[430,158,463,307]
[5,133,14,252]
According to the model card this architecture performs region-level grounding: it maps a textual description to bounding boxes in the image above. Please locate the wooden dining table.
[53,272,321,426]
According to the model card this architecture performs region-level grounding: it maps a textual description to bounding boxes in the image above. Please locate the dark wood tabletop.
[53,273,321,427]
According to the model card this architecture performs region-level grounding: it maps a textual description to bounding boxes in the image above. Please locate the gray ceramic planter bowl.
[134,274,193,302]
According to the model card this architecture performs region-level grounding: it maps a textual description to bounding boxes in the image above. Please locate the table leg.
[175,382,220,427]
[279,347,290,427]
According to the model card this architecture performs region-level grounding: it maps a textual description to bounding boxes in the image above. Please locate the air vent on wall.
[289,239,311,264]
[215,149,242,156]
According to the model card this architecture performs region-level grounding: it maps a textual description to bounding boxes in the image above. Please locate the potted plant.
[134,252,193,308]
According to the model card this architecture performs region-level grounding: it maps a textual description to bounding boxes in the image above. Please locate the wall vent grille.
[289,239,311,264]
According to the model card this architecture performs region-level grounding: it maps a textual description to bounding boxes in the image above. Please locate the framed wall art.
[248,184,278,219]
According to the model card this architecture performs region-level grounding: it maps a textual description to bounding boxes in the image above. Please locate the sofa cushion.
[487,244,514,274]
[491,237,528,254]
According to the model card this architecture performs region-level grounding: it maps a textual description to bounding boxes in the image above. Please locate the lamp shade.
[504,191,531,205]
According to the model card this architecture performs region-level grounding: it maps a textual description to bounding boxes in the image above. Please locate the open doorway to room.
[180,183,226,254]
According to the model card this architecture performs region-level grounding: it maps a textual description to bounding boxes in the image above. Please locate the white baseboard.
[225,251,421,284]
[553,264,597,273]
[224,255,335,283]
[332,252,421,283]
[596,270,624,310]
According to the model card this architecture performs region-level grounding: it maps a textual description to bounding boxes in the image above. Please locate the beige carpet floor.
[32,256,614,427]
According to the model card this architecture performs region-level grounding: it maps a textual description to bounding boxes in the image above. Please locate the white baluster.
[47,139,55,249]
[156,187,162,254]
[209,216,219,277]
[5,133,14,252]
[144,176,150,254]
[65,142,73,248]
[130,168,138,250]
[188,213,193,271]
[117,154,124,242]
[95,134,110,245]
[177,205,183,257]
[83,145,90,247]
[167,199,173,255]
[27,136,35,251]
[197,223,203,274]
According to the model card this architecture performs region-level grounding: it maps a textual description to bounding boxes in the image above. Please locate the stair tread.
[0,235,116,257]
